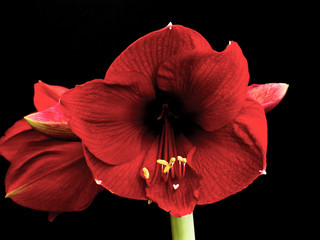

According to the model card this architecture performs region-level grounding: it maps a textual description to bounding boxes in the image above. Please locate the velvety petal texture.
[157,42,249,131]
[84,145,148,200]
[0,120,34,162]
[60,76,155,165]
[247,83,289,112]
[105,24,212,83]
[189,98,267,204]
[146,165,200,217]
[34,81,69,111]
[1,120,100,212]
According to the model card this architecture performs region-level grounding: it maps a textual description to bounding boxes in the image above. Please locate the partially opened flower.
[0,81,101,221]
[60,24,288,218]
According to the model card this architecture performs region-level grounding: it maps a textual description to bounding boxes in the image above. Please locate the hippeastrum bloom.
[60,24,288,217]
[0,81,101,221]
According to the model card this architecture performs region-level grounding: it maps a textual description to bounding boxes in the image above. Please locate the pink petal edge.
[24,103,78,140]
[247,83,289,113]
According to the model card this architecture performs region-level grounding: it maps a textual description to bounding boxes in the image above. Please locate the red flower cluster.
[0,24,288,218]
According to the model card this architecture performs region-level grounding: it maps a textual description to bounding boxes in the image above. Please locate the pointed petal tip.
[5,185,29,198]
[282,82,289,91]
[23,114,39,125]
[259,169,267,175]
[24,105,78,140]
[275,83,289,93]
[4,192,14,198]
[247,83,289,112]
[48,212,61,222]
[94,179,102,185]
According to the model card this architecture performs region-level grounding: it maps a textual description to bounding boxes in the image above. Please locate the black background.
[0,1,311,239]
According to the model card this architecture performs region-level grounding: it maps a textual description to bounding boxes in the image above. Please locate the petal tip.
[259,169,267,175]
[94,179,102,185]
[167,22,173,30]
[247,83,289,112]
[48,212,61,222]
[24,105,78,140]
[24,114,42,128]
[5,185,29,198]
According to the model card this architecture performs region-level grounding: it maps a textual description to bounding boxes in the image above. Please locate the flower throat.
[155,104,187,185]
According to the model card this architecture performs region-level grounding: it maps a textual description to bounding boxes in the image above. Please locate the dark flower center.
[144,90,197,138]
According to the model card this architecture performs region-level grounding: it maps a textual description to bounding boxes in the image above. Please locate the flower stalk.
[170,213,195,240]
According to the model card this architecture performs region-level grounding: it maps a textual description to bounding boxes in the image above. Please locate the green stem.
[170,213,195,240]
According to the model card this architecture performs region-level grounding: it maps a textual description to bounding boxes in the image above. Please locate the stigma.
[142,167,150,179]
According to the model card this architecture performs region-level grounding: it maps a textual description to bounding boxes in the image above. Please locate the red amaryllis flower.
[60,24,287,217]
[0,81,101,221]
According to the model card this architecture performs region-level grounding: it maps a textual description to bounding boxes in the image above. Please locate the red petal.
[0,119,34,162]
[141,136,201,217]
[157,42,249,131]
[4,129,100,212]
[60,76,155,165]
[145,164,201,217]
[189,98,267,204]
[105,24,212,84]
[247,83,289,112]
[24,103,78,140]
[34,81,69,111]
[84,145,147,200]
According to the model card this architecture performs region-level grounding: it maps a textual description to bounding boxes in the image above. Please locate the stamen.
[157,159,169,166]
[182,162,186,177]
[156,104,167,120]
[164,157,175,174]
[142,167,150,180]
[177,156,187,163]
[154,104,188,183]
[163,170,169,182]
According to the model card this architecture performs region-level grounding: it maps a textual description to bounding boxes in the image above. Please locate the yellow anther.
[156,159,169,166]
[163,157,176,173]
[163,164,171,173]
[142,167,150,180]
[169,157,176,164]
[148,200,152,205]
[177,156,187,163]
